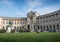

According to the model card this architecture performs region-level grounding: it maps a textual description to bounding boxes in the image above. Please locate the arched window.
[17,26,19,29]
[49,25,52,32]
[57,24,59,30]
[50,25,52,29]
[28,25,30,29]
[53,24,55,29]
[2,26,4,29]
[38,26,39,30]
[14,26,16,29]
[46,25,48,31]
[53,24,56,32]
[23,26,24,29]
[41,25,42,29]
[44,25,45,30]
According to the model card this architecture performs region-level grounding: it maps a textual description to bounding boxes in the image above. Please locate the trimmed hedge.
[11,29,15,33]
[0,29,6,33]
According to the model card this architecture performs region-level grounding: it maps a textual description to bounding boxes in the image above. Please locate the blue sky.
[0,0,60,17]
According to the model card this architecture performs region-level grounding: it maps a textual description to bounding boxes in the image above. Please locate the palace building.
[0,10,60,32]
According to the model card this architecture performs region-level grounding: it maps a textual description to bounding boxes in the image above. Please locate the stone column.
[55,24,57,32]
[31,24,34,32]
[59,23,60,32]
[52,24,53,30]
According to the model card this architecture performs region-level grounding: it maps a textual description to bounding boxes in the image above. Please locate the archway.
[27,25,30,30]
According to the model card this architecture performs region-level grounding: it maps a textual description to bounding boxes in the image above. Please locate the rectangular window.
[15,21,16,24]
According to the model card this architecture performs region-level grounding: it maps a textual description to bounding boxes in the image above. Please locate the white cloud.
[34,6,60,15]
[0,0,19,17]
[23,0,60,15]
[15,11,26,17]
[0,0,60,17]
[24,0,43,12]
[0,0,12,7]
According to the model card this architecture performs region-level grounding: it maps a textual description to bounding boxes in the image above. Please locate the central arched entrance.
[27,25,30,30]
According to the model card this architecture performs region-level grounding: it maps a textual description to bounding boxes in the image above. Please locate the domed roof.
[27,11,40,17]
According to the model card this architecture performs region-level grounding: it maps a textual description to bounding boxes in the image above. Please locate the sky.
[0,0,60,17]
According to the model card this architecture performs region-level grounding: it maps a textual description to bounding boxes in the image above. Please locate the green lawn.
[0,32,60,42]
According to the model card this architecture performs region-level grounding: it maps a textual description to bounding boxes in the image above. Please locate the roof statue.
[27,11,40,17]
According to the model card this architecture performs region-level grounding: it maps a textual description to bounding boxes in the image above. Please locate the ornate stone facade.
[0,10,60,32]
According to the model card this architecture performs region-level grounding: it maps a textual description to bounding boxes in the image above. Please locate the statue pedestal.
[7,27,11,33]
[7,27,13,33]
[6,20,13,33]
